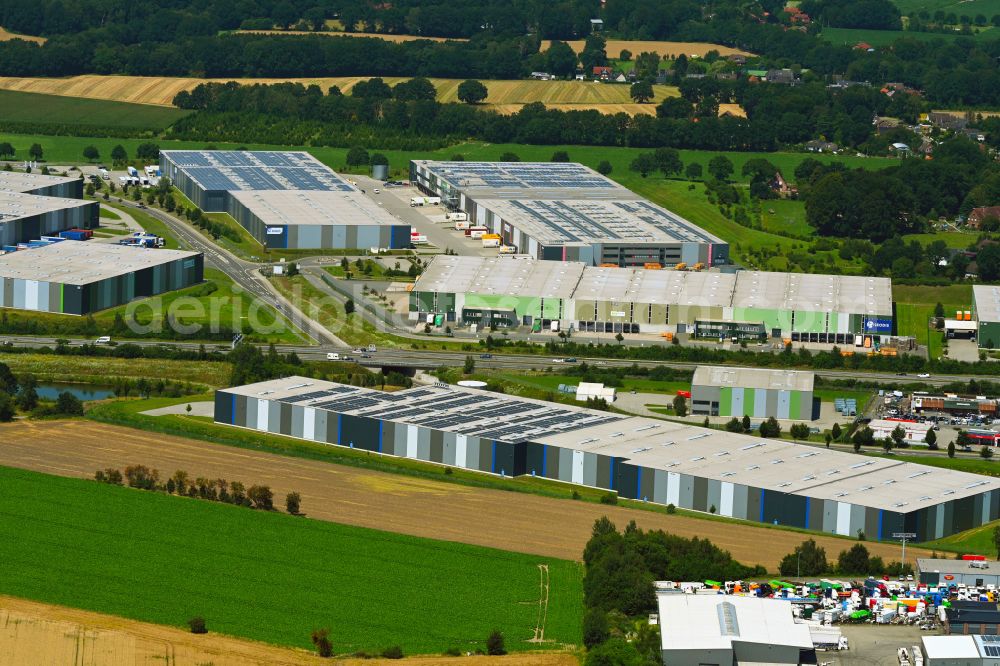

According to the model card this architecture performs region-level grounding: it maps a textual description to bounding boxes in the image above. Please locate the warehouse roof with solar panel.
[161,150,356,192]
[223,376,1000,513]
[412,161,628,199]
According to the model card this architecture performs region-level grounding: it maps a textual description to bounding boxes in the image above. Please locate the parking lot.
[832,624,924,666]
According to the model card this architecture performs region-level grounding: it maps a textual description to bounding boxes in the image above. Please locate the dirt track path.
[0,420,931,570]
[0,594,578,666]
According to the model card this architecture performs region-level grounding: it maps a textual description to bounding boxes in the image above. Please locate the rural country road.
[0,420,932,570]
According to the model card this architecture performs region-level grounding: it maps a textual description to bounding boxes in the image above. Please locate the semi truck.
[409,197,426,207]
[425,196,441,205]
[498,245,516,254]
[482,237,501,248]
[445,212,468,222]
[468,226,488,239]
[454,220,471,230]
[127,166,139,178]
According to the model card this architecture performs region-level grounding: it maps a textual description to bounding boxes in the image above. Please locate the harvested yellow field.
[0,75,678,114]
[543,39,754,58]
[0,595,579,666]
[0,27,45,44]
[718,103,748,118]
[236,29,466,43]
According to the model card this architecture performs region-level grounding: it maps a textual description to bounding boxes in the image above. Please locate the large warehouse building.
[974,285,1000,348]
[0,242,203,315]
[0,172,97,247]
[216,376,1000,540]
[691,366,815,420]
[161,150,410,250]
[409,256,894,342]
[409,160,728,267]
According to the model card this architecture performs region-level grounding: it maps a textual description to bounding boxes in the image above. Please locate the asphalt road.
[112,199,342,346]
[0,332,981,388]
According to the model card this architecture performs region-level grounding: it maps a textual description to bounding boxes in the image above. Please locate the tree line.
[0,362,84,422]
[779,538,913,577]
[94,464,300,513]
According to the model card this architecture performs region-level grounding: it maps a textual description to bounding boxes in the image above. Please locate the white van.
[95,336,112,344]
[326,352,340,360]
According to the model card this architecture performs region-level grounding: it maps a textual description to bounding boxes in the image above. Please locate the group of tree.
[95,464,300,513]
[0,362,83,421]
[581,517,763,666]
[778,539,912,577]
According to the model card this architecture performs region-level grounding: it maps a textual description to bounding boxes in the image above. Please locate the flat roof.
[416,256,892,316]
[162,150,355,193]
[228,190,406,228]
[0,171,80,194]
[975,285,1000,323]
[921,636,980,660]
[0,191,94,222]
[732,271,893,315]
[225,377,1000,513]
[573,266,736,306]
[917,558,1000,574]
[0,241,200,285]
[869,419,932,433]
[413,255,585,300]
[474,197,725,246]
[657,593,812,652]
[412,161,629,199]
[692,366,815,392]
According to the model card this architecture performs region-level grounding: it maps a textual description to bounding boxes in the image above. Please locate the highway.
[0,334,976,387]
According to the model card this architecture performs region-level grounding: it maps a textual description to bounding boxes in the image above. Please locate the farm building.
[690,366,815,420]
[216,376,1000,540]
[973,285,1000,349]
[0,242,203,315]
[160,151,410,250]
[917,559,1000,588]
[409,256,893,342]
[409,160,728,267]
[0,190,98,248]
[657,593,812,666]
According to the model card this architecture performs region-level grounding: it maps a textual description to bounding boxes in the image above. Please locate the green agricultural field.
[0,465,583,654]
[0,89,189,131]
[760,199,811,238]
[0,352,230,388]
[923,520,1000,556]
[894,284,972,359]
[894,0,1000,18]
[821,26,999,46]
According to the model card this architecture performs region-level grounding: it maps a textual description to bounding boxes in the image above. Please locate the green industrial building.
[410,256,894,343]
[974,285,1000,348]
[691,366,816,420]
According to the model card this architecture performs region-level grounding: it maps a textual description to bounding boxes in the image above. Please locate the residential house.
[772,171,798,198]
[785,5,811,24]
[728,54,747,65]
[613,72,628,83]
[969,206,1000,230]
[590,18,604,31]
[928,112,969,131]
[962,127,986,142]
[855,41,874,51]
[592,66,613,81]
[765,68,796,84]
[805,140,838,153]
[874,116,902,134]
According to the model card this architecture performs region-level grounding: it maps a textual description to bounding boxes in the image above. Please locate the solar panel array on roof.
[426,162,619,191]
[163,150,355,192]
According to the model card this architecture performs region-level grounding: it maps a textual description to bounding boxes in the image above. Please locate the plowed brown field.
[0,420,931,570]
[0,594,577,666]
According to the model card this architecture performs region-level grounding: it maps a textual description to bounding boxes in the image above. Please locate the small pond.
[35,383,116,401]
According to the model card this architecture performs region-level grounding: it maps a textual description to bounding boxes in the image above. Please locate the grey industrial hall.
[216,376,1000,541]
[409,160,729,267]
[161,150,410,250]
